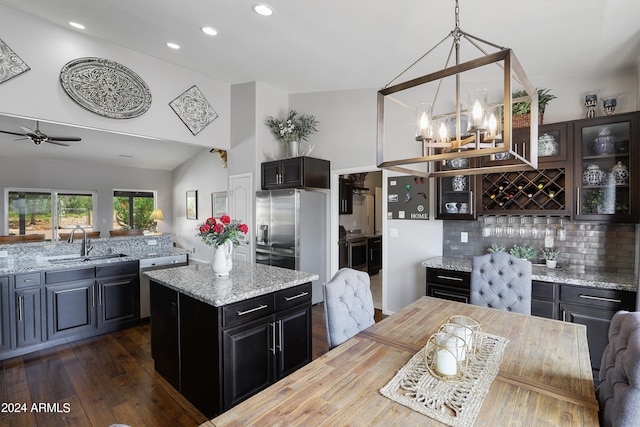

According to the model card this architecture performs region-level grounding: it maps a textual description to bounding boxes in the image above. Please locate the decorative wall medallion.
[59,57,152,119]
[0,38,30,85]
[169,85,218,135]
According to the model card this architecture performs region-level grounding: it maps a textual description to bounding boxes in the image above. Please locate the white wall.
[0,156,172,236]
[171,148,228,262]
[0,5,230,150]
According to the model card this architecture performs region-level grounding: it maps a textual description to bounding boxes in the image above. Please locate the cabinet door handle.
[579,294,622,304]
[436,275,464,282]
[284,292,309,301]
[470,191,474,214]
[270,322,276,355]
[237,304,268,316]
[576,187,580,215]
[18,295,23,321]
[91,286,95,308]
[277,319,282,352]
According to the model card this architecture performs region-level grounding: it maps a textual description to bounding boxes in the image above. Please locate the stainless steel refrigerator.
[255,189,327,304]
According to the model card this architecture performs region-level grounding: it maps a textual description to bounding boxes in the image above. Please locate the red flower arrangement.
[196,215,249,247]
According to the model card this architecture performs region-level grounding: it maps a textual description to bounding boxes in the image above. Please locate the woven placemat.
[380,333,509,427]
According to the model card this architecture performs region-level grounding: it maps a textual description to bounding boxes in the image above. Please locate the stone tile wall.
[443,216,638,274]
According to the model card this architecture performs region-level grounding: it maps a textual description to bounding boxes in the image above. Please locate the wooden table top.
[205,297,599,426]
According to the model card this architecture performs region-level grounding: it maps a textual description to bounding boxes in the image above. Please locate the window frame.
[112,189,157,231]
[4,187,98,239]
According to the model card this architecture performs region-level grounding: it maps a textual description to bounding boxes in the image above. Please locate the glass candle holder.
[468,89,488,131]
[424,331,468,381]
[449,315,482,355]
[415,103,433,140]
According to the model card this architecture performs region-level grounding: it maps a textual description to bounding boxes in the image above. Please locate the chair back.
[323,268,375,349]
[470,252,532,315]
[59,231,101,240]
[110,229,144,237]
[596,310,640,427]
[0,234,45,244]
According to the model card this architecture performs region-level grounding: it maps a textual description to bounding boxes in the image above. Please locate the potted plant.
[265,110,319,158]
[509,244,537,261]
[539,247,560,269]
[487,243,505,253]
[511,88,557,128]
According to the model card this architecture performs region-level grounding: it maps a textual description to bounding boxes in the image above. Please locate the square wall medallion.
[0,38,30,85]
[169,85,218,135]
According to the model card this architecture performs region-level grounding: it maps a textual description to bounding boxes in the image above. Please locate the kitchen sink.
[47,253,128,264]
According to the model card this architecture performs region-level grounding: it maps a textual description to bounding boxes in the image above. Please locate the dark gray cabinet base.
[150,281,312,418]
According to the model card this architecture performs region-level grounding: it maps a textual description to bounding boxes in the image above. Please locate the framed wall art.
[211,191,228,218]
[0,38,30,85]
[186,190,198,220]
[169,85,218,135]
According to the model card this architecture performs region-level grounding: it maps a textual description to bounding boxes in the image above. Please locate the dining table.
[203,296,599,426]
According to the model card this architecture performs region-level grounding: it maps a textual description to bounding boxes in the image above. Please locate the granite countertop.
[144,260,319,307]
[422,256,638,292]
[0,247,189,275]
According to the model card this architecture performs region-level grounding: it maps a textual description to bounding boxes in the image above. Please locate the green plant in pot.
[539,247,560,269]
[509,244,536,261]
[487,243,506,253]
[511,88,557,127]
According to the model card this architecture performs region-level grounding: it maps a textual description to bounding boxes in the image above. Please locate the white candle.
[454,325,473,352]
[436,348,458,376]
[472,100,483,126]
[419,112,430,138]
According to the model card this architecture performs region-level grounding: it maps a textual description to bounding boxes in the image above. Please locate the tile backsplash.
[443,216,637,275]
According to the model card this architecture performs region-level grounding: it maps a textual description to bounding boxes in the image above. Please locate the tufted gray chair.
[323,268,375,349]
[596,310,640,427]
[470,252,532,315]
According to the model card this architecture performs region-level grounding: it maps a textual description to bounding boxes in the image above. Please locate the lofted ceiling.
[0,0,639,170]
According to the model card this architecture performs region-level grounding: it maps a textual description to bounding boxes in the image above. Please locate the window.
[6,189,96,240]
[113,190,155,231]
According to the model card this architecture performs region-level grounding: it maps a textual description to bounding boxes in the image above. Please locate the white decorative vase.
[211,241,233,276]
[546,259,557,269]
[287,141,299,158]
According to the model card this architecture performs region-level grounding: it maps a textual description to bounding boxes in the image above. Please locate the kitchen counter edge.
[144,260,319,307]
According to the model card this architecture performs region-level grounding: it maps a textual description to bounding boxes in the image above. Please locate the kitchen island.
[144,261,318,418]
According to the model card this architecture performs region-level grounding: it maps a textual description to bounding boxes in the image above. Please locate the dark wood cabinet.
[435,161,476,220]
[339,178,353,214]
[559,284,636,379]
[150,281,312,418]
[44,261,139,341]
[426,268,471,303]
[46,278,96,340]
[0,277,10,352]
[150,280,180,390]
[368,236,382,274]
[96,262,139,329]
[15,285,43,348]
[573,112,639,222]
[261,156,330,190]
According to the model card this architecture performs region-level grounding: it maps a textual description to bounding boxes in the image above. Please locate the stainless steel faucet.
[67,225,93,257]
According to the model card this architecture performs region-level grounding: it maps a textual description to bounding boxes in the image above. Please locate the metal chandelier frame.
[376,0,539,178]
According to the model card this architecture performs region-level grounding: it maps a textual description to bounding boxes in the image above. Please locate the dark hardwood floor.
[0,304,382,427]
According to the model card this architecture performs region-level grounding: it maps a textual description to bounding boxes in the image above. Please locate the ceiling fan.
[0,121,81,146]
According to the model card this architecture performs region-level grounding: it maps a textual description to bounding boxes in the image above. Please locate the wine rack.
[480,168,568,214]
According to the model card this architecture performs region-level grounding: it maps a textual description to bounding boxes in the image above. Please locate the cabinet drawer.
[15,272,42,289]
[46,267,95,284]
[426,269,470,288]
[560,285,635,311]
[532,281,556,301]
[222,294,275,328]
[96,260,139,278]
[275,283,312,311]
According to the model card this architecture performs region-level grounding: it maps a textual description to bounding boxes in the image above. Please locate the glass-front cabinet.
[436,158,476,220]
[574,112,639,222]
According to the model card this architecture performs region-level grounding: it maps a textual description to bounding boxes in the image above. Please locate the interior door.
[229,173,253,262]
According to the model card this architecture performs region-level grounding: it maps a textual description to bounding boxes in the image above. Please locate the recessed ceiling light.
[166,42,181,50]
[252,4,274,16]
[69,21,85,30]
[201,26,219,36]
